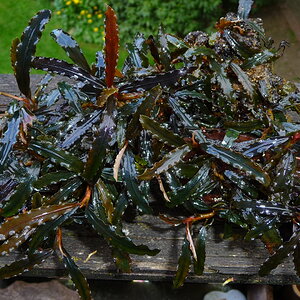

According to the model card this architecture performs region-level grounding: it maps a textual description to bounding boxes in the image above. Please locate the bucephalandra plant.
[0,0,299,298]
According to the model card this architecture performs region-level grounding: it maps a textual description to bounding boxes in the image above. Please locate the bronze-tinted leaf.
[0,203,78,241]
[104,6,119,87]
[14,10,51,99]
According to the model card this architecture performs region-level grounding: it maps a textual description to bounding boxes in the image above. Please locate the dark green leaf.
[173,237,191,288]
[224,120,266,131]
[202,144,271,186]
[259,230,300,276]
[51,29,90,72]
[194,226,207,275]
[123,150,152,214]
[58,82,83,114]
[140,115,185,147]
[166,34,188,49]
[62,247,92,300]
[241,49,278,69]
[29,141,84,173]
[1,179,33,217]
[126,86,162,140]
[33,171,76,189]
[184,46,216,59]
[0,250,53,279]
[13,10,51,98]
[86,207,160,255]
[138,145,190,181]
[0,111,21,171]
[261,227,282,254]
[245,218,277,240]
[47,177,82,205]
[111,247,132,273]
[29,208,78,254]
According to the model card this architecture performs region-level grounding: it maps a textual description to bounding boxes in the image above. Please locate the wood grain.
[0,74,298,284]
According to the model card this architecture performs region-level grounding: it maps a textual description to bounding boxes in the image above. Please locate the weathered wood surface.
[0,74,299,284]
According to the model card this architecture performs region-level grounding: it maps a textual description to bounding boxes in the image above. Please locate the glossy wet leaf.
[61,247,92,300]
[0,111,21,172]
[245,217,277,241]
[0,202,78,241]
[123,150,152,214]
[169,163,214,206]
[261,227,282,254]
[202,144,271,186]
[166,34,188,49]
[32,57,103,90]
[140,115,185,147]
[259,230,300,276]
[230,62,256,97]
[111,247,131,273]
[104,6,119,87]
[126,86,162,140]
[86,207,160,255]
[47,177,82,205]
[241,49,278,69]
[51,29,90,72]
[0,250,53,279]
[13,10,51,98]
[184,46,216,59]
[58,82,83,114]
[28,208,77,254]
[238,0,254,19]
[29,141,84,173]
[138,145,190,181]
[1,179,34,217]
[243,137,289,158]
[33,171,75,189]
[194,226,207,275]
[173,237,191,288]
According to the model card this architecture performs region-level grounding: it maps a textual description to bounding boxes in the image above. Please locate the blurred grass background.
[0,0,106,73]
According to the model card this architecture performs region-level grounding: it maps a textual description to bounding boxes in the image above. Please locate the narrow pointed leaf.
[138,145,190,180]
[33,171,76,189]
[58,82,83,114]
[29,208,78,254]
[123,150,152,214]
[47,178,82,205]
[32,57,103,90]
[126,86,162,140]
[0,250,53,279]
[230,62,255,97]
[13,10,51,98]
[0,203,78,241]
[194,226,207,275]
[261,228,282,254]
[259,230,300,276]
[59,110,102,149]
[61,247,92,300]
[111,247,132,273]
[140,115,185,147]
[51,29,90,72]
[1,179,34,217]
[29,141,84,173]
[202,144,271,186]
[173,237,191,288]
[241,49,278,69]
[105,6,119,87]
[0,111,21,171]
[86,207,160,255]
[238,0,254,19]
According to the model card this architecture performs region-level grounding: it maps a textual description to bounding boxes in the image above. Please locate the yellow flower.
[80,10,86,15]
[93,6,98,10]
[56,10,61,15]
[97,13,103,18]
[87,13,92,18]
[87,19,93,24]
[66,0,71,5]
[73,0,80,4]
[93,27,99,32]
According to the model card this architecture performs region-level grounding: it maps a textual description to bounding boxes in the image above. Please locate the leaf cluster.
[0,0,299,297]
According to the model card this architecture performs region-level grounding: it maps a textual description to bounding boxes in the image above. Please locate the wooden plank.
[0,74,299,284]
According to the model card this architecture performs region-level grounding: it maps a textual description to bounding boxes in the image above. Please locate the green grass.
[0,0,126,74]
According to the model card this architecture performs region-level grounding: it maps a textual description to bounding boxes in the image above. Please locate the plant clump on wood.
[0,0,299,298]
